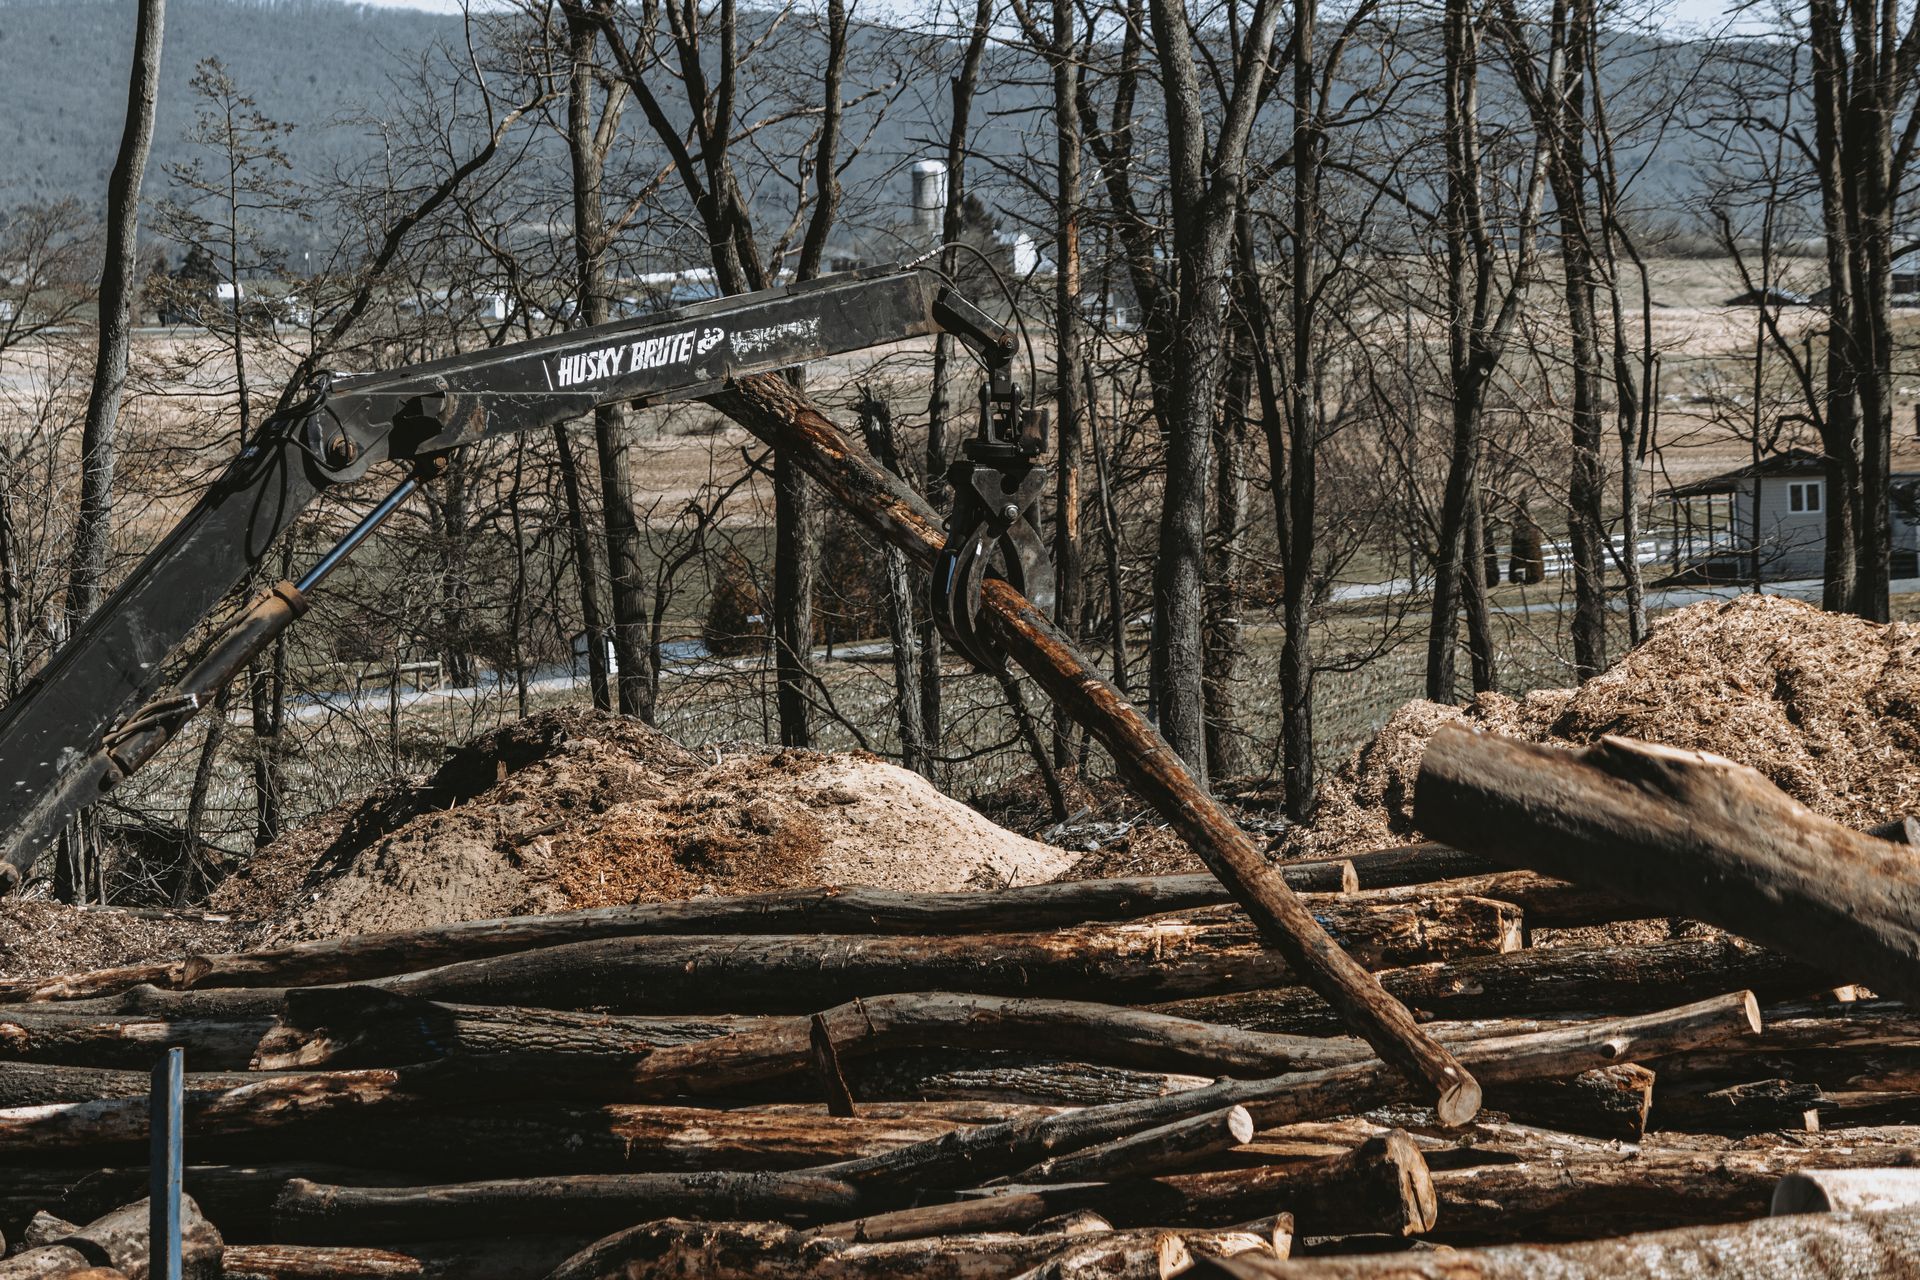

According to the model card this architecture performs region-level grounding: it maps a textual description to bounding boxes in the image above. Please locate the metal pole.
[150,1046,183,1280]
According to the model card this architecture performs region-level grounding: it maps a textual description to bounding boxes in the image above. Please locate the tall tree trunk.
[857,391,928,776]
[1280,0,1321,819]
[920,0,994,765]
[554,425,611,711]
[565,9,655,719]
[1205,345,1248,781]
[1048,0,1085,768]
[68,0,165,627]
[772,457,815,747]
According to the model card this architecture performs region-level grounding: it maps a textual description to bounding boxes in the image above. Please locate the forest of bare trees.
[4,0,1920,902]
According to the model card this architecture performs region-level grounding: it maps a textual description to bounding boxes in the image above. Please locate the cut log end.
[1434,1073,1483,1129]
[1224,1105,1255,1146]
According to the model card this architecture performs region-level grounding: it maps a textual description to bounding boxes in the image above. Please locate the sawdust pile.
[216,707,1076,944]
[1290,595,1920,858]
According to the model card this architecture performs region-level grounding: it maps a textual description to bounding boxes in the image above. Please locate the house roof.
[1663,446,1920,498]
[1664,448,1829,498]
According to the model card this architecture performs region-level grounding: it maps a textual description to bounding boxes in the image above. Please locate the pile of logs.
[3,734,1920,1276]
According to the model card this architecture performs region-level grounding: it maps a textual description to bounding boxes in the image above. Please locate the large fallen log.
[708,373,1479,1124]
[1346,872,1634,931]
[44,1196,223,1280]
[1151,936,1826,1034]
[357,899,1521,1013]
[1488,1063,1654,1142]
[1191,1207,1920,1279]
[0,869,1349,1003]
[1415,729,1920,1005]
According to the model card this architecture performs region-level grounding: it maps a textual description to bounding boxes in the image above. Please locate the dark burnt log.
[272,1172,862,1245]
[706,372,1480,1125]
[1190,1208,1920,1279]
[0,1165,415,1243]
[0,870,1350,1004]
[1489,1064,1654,1143]
[1151,937,1830,1034]
[843,1050,1213,1106]
[1415,729,1920,1006]
[1652,1078,1823,1132]
[358,899,1521,1014]
[805,994,1758,1198]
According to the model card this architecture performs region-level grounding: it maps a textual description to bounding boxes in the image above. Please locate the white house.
[1661,447,1920,582]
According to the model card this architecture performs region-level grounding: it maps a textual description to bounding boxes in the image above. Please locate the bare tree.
[67,0,165,629]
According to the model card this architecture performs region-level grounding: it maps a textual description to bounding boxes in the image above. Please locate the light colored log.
[1773,1169,1920,1215]
[1190,1208,1920,1278]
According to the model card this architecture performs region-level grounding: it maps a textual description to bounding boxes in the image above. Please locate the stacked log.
[8,772,1920,1279]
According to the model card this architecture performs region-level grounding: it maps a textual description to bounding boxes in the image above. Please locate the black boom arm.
[0,266,1030,890]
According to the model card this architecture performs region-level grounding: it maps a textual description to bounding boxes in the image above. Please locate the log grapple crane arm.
[0,266,1048,890]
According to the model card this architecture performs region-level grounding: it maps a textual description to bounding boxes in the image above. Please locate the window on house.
[1789,480,1823,514]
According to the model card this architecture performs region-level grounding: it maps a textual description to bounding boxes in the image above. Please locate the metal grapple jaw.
[931,359,1054,674]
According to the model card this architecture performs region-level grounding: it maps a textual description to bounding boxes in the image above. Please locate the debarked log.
[1414,729,1920,1006]
[359,899,1522,1013]
[220,1237,589,1280]
[0,869,1350,1003]
[708,372,1479,1126]
[272,1172,862,1245]
[1189,1207,1920,1279]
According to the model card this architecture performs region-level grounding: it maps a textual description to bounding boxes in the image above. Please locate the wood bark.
[1415,730,1920,1004]
[0,871,1352,1003]
[362,899,1521,1013]
[703,367,1479,1124]
[221,1238,587,1280]
[0,1009,274,1069]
